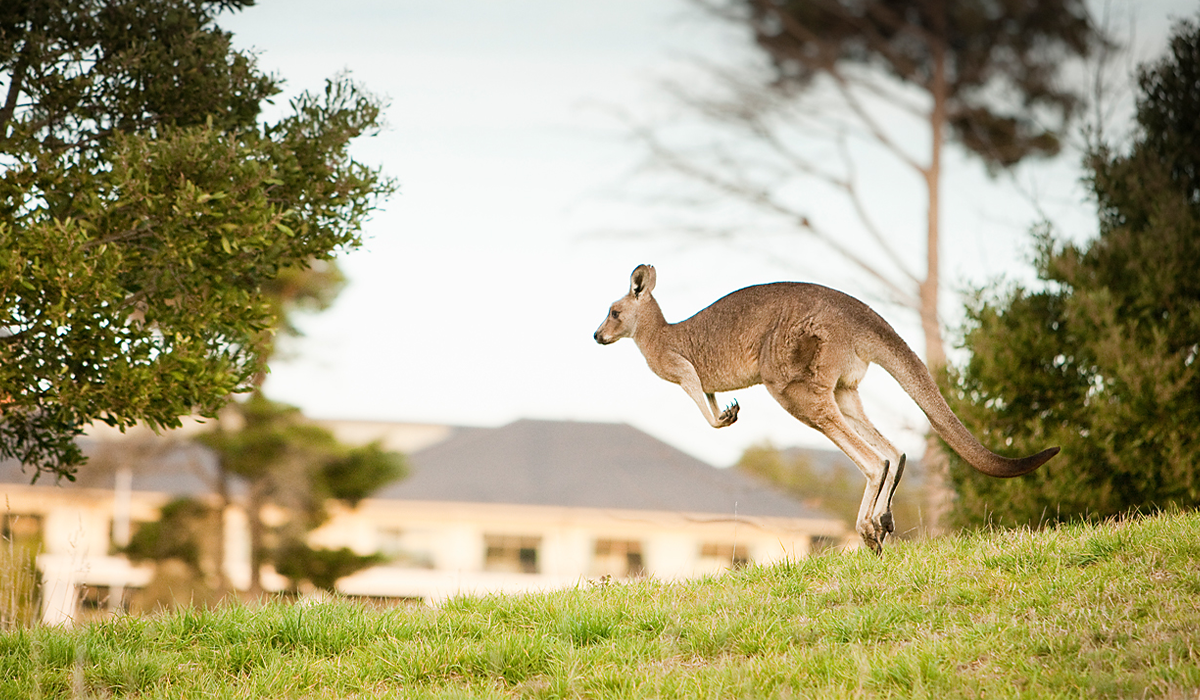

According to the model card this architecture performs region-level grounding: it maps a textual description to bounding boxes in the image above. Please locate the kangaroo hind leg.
[767,380,893,554]
[836,386,906,539]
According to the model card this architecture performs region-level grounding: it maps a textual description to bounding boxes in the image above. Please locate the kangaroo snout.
[594,305,631,345]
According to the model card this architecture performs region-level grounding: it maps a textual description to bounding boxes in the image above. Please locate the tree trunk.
[920,21,955,536]
[247,483,266,597]
[213,465,232,595]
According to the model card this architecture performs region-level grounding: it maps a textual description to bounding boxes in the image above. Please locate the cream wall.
[4,481,848,622]
[4,485,160,625]
[3,419,850,624]
[314,499,846,602]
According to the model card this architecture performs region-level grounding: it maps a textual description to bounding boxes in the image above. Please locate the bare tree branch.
[0,50,30,137]
[629,119,921,307]
[657,62,924,285]
[833,133,921,284]
[837,68,928,120]
[827,71,927,175]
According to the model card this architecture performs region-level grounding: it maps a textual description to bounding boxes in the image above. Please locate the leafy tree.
[124,498,210,571]
[274,544,384,594]
[198,392,405,595]
[945,16,1200,527]
[636,0,1107,528]
[123,497,229,610]
[0,0,394,481]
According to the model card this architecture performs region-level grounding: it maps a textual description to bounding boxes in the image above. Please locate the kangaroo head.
[594,264,656,345]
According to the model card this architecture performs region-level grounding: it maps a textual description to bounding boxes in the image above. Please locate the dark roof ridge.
[381,418,835,520]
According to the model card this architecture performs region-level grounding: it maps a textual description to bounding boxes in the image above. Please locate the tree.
[0,0,394,481]
[944,16,1200,527]
[635,0,1106,527]
[197,392,405,595]
[122,497,229,611]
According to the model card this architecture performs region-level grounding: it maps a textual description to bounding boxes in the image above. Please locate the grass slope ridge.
[4,509,1199,699]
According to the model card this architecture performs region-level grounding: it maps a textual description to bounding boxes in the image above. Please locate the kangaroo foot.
[859,528,883,556]
[867,515,890,547]
[857,513,886,555]
[889,455,907,502]
[873,454,905,537]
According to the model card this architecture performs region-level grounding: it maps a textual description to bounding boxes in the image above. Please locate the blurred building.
[1,418,848,625]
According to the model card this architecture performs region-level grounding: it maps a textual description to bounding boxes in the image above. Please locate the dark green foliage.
[120,497,231,611]
[200,393,407,511]
[0,0,273,143]
[322,441,406,506]
[199,392,406,592]
[123,498,210,569]
[946,17,1200,527]
[0,0,395,481]
[273,544,385,593]
[725,0,1104,170]
[1136,18,1200,202]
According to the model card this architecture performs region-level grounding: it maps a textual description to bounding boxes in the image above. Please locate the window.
[698,542,750,571]
[483,535,540,574]
[1,513,41,627]
[77,585,133,622]
[810,535,839,555]
[1,513,42,549]
[376,527,435,569]
[591,539,645,579]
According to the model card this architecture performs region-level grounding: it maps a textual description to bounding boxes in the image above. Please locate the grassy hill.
[4,509,1199,699]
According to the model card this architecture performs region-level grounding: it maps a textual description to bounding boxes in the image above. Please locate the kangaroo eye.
[610,309,620,320]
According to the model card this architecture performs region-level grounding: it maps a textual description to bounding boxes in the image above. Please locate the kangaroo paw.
[716,399,739,427]
[867,460,890,515]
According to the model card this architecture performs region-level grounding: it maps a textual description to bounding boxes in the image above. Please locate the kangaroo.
[594,264,1059,553]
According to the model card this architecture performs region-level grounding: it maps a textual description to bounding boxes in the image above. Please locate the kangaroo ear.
[630,264,656,298]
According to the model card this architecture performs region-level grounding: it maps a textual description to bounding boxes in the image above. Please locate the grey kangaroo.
[594,264,1059,553]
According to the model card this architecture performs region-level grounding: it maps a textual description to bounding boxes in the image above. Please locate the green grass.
[4,509,1199,699]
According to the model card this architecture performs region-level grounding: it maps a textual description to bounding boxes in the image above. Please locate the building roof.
[0,437,222,496]
[374,419,834,520]
[1,418,841,523]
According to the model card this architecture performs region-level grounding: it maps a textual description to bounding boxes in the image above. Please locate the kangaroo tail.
[870,327,1059,478]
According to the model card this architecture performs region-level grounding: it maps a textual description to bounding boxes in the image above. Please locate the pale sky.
[220,0,1194,468]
